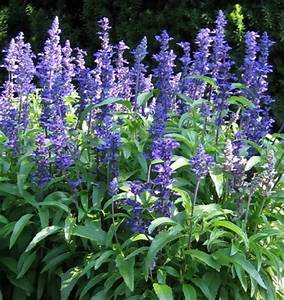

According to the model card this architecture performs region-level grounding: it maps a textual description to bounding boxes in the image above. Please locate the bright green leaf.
[245,156,261,171]
[144,225,183,280]
[10,214,33,249]
[153,283,173,300]
[209,169,224,198]
[17,252,36,278]
[116,255,135,291]
[170,156,189,171]
[188,249,221,271]
[182,284,197,300]
[137,91,154,107]
[25,226,61,252]
[148,217,177,235]
[213,220,249,250]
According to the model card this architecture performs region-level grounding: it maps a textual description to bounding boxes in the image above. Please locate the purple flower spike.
[211,11,235,118]
[75,48,97,115]
[94,17,115,102]
[153,30,176,113]
[191,145,214,178]
[190,28,212,100]
[0,32,35,150]
[114,40,133,99]
[151,138,180,161]
[239,31,274,143]
[131,37,153,109]
[32,134,52,187]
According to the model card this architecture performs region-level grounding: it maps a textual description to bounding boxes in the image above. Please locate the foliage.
[0,11,283,300]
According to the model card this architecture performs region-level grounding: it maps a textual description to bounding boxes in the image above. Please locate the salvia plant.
[0,10,283,300]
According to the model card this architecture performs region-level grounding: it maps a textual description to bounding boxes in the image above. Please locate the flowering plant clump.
[0,11,283,300]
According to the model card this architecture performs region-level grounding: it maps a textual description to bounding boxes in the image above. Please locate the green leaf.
[116,255,135,291]
[245,156,261,171]
[137,152,148,174]
[61,267,81,300]
[92,184,106,209]
[79,274,107,300]
[124,247,148,260]
[137,91,154,107]
[25,225,61,252]
[170,156,189,171]
[148,217,177,234]
[234,263,248,292]
[80,191,89,211]
[0,214,8,224]
[38,207,49,229]
[144,225,183,280]
[231,254,267,289]
[187,249,221,271]
[0,183,20,196]
[182,284,197,300]
[104,273,121,291]
[96,97,130,109]
[17,251,36,278]
[41,252,72,273]
[242,140,262,155]
[38,201,70,213]
[90,290,108,300]
[231,83,247,90]
[78,97,129,128]
[43,191,70,203]
[64,216,75,241]
[227,96,255,108]
[17,159,34,195]
[10,213,33,249]
[73,222,106,245]
[213,220,249,250]
[209,169,224,198]
[94,250,114,270]
[176,93,193,105]
[189,75,218,90]
[178,112,191,128]
[0,257,17,273]
[165,133,193,150]
[192,272,221,300]
[153,283,173,300]
[0,157,10,172]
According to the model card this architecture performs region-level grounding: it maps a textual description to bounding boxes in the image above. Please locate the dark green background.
[0,0,283,127]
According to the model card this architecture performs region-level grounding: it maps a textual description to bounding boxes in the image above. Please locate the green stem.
[244,194,252,229]
[147,163,152,183]
[253,195,267,233]
[111,197,119,246]
[275,152,284,170]
[188,179,201,247]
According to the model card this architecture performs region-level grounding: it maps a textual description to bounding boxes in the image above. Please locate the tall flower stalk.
[188,145,214,245]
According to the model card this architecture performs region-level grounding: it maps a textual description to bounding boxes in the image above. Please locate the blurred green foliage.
[0,0,283,126]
